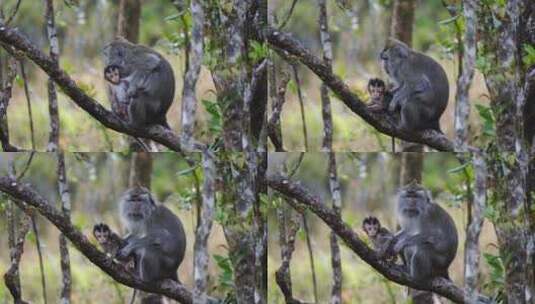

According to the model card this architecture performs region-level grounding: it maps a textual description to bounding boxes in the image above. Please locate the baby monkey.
[93,223,135,272]
[367,78,392,112]
[362,216,396,263]
[367,78,396,151]
[104,65,122,85]
[93,223,125,256]
[104,64,131,120]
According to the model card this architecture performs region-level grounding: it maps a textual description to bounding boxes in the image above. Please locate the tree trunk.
[390,0,415,45]
[400,152,422,185]
[128,152,152,189]
[117,0,140,43]
[389,0,420,152]
[478,1,534,300]
[116,0,143,151]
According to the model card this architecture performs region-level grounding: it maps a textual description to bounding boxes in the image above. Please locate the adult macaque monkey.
[380,38,449,132]
[93,187,186,304]
[381,181,458,283]
[103,37,175,128]
[115,187,187,282]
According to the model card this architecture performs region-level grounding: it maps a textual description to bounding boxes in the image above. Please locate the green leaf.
[176,165,199,177]
[475,104,496,137]
[447,161,470,174]
[248,40,269,62]
[438,14,460,25]
[522,44,535,66]
[201,99,223,134]
[475,56,492,74]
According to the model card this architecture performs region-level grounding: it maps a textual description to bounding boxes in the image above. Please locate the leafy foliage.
[213,254,237,303]
[475,104,496,139]
[522,44,535,66]
[483,253,505,303]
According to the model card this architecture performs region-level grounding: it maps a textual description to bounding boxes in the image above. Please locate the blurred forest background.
[267,153,499,303]
[2,0,218,151]
[268,0,490,151]
[0,153,233,303]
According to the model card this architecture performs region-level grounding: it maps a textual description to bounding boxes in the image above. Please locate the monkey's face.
[380,39,410,78]
[363,223,379,237]
[362,216,381,237]
[368,85,385,102]
[120,187,156,222]
[104,65,122,85]
[397,183,430,218]
[93,224,110,244]
[102,40,135,75]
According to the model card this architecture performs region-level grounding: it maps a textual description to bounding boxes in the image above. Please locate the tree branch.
[267,174,489,304]
[0,22,184,152]
[264,27,454,151]
[0,176,194,304]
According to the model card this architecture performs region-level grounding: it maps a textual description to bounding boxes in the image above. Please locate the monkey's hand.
[367,101,385,112]
[116,245,133,261]
[377,238,396,260]
[394,234,430,254]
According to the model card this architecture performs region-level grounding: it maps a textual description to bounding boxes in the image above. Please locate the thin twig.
[292,65,309,151]
[31,217,49,304]
[278,0,299,30]
[5,0,22,25]
[19,60,35,150]
[16,151,34,180]
[302,213,318,303]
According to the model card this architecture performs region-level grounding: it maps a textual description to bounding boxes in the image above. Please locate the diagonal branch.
[267,174,490,304]
[0,23,184,152]
[264,26,454,151]
[0,176,194,304]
